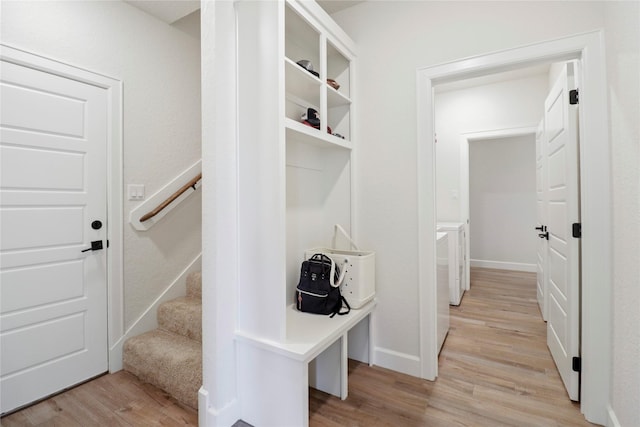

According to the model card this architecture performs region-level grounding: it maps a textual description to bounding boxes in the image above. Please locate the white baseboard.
[470,259,536,273]
[373,347,421,378]
[606,405,621,427]
[108,253,202,372]
[199,387,240,427]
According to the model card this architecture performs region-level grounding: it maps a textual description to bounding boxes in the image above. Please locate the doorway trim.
[416,30,611,425]
[1,44,124,372]
[460,126,538,279]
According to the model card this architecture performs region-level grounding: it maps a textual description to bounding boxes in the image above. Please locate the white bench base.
[236,301,376,426]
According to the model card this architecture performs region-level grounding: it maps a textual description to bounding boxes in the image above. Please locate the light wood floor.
[2,268,593,426]
[309,268,594,427]
[0,370,198,426]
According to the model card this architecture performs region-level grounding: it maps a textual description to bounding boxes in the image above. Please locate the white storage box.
[305,225,375,309]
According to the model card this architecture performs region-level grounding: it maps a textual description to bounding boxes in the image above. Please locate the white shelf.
[327,85,351,107]
[285,57,322,102]
[235,300,376,362]
[285,117,352,150]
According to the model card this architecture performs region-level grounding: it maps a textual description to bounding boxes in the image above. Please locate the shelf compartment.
[285,57,322,124]
[327,40,351,99]
[327,104,350,142]
[285,117,352,150]
[285,57,322,101]
[285,4,320,79]
[327,85,351,108]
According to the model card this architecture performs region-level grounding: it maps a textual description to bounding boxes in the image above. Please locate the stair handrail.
[140,173,202,222]
[129,160,201,231]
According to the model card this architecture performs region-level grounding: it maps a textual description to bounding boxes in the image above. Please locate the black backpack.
[295,253,350,317]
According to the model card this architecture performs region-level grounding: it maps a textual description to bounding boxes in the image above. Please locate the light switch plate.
[128,184,145,201]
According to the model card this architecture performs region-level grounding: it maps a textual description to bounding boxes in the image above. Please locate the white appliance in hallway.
[436,232,450,354]
[437,222,467,305]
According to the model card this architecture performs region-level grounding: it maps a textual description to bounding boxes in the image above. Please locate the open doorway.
[436,60,584,403]
[467,133,538,271]
[416,31,611,424]
[434,67,548,283]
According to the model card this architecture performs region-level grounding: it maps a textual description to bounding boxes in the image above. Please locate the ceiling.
[124,0,199,24]
[317,1,365,15]
[123,1,548,93]
[125,0,364,24]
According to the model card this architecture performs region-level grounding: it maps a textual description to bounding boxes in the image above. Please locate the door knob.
[91,220,103,230]
[81,240,104,252]
[538,232,549,240]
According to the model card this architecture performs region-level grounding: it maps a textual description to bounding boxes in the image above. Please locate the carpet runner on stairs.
[123,272,202,409]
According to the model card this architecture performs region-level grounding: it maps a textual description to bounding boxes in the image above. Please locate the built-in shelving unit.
[235,2,365,426]
[283,1,352,144]
[282,0,356,314]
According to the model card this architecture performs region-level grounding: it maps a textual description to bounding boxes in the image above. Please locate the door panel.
[544,63,580,401]
[3,314,86,375]
[0,59,108,414]
[1,261,84,312]
[1,144,85,190]
[535,120,547,320]
[1,71,86,137]
[1,207,84,250]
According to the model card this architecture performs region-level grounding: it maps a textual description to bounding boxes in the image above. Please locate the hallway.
[2,268,594,426]
[309,268,594,426]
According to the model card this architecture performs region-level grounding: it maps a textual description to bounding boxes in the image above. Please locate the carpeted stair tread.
[158,296,202,342]
[186,271,201,299]
[123,271,203,409]
[123,329,201,409]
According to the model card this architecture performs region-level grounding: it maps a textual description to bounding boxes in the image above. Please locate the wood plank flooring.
[0,370,198,426]
[2,268,593,426]
[308,268,594,427]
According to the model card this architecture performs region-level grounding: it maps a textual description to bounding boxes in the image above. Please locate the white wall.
[331,1,639,424]
[604,2,640,427]
[331,0,607,383]
[435,75,547,223]
[469,135,537,269]
[434,74,547,275]
[1,1,202,330]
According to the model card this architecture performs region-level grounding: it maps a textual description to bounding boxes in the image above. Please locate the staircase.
[123,272,202,409]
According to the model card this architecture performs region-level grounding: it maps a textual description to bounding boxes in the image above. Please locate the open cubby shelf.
[285,118,352,150]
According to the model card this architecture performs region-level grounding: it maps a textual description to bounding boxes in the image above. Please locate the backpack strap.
[330,296,351,318]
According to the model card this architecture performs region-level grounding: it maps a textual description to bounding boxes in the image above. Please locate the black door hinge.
[569,89,579,105]
[572,357,581,372]
[572,223,582,238]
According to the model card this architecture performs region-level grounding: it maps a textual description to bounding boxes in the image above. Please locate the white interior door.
[535,119,548,321]
[544,63,580,401]
[0,59,108,413]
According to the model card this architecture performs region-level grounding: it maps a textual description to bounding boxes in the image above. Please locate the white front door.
[0,59,109,413]
[544,63,580,401]
[535,119,548,321]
